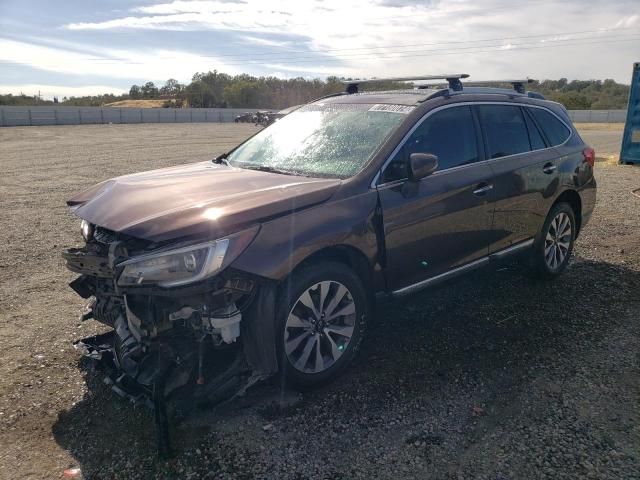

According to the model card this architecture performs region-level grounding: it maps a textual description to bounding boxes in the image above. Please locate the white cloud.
[133,0,248,15]
[57,0,640,83]
[614,14,638,28]
[263,63,357,76]
[241,35,296,48]
[0,38,240,84]
[63,0,457,38]
[2,0,637,90]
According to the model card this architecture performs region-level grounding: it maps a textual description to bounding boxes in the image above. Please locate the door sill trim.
[391,257,489,297]
[489,238,534,260]
[389,238,534,298]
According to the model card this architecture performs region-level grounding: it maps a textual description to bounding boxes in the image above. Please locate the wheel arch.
[283,244,375,302]
[552,189,582,235]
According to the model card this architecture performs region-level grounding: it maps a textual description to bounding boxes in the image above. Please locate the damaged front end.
[63,223,278,456]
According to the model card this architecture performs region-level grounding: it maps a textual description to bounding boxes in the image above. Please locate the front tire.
[276,261,368,387]
[530,202,576,279]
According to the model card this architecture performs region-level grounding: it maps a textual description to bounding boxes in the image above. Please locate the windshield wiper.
[242,165,299,176]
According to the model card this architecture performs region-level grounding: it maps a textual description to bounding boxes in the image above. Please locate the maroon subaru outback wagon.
[63,75,596,453]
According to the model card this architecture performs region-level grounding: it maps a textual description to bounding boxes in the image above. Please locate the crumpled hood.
[67,161,341,242]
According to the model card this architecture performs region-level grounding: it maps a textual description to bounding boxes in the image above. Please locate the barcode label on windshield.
[369,104,414,114]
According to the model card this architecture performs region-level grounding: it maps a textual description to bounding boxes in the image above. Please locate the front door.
[376,105,495,291]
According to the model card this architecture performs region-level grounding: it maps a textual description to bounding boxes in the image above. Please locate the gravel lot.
[574,123,625,160]
[0,123,638,480]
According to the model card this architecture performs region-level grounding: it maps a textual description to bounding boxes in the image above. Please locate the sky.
[0,0,638,98]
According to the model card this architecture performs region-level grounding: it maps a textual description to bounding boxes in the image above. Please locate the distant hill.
[105,99,169,108]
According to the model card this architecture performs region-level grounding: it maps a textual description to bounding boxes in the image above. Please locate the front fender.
[230,190,383,289]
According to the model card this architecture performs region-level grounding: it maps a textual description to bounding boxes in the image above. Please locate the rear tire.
[530,202,576,279]
[276,261,368,388]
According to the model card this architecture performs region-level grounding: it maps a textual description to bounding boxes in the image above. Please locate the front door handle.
[473,183,494,196]
[543,163,557,174]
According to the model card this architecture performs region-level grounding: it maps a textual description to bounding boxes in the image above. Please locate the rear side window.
[477,105,531,159]
[528,108,571,146]
[382,105,479,182]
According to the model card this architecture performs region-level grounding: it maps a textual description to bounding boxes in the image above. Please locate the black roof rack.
[342,75,539,96]
[462,78,536,94]
[342,74,469,94]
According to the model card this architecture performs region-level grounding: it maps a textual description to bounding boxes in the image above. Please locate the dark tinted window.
[382,106,478,182]
[478,105,531,158]
[529,108,571,146]
[524,109,546,150]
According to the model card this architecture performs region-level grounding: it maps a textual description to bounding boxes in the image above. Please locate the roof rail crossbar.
[462,78,536,94]
[342,74,469,94]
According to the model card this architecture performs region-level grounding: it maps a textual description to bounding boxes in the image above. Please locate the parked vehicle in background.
[62,74,596,453]
[254,110,274,126]
[266,104,303,124]
[234,111,277,126]
[234,112,256,123]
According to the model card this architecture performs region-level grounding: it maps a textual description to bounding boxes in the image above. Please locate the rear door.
[477,104,562,253]
[376,105,495,291]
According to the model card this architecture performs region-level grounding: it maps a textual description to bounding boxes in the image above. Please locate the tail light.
[583,147,595,167]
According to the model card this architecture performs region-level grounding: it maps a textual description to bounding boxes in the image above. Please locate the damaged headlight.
[117,226,259,288]
[81,219,94,242]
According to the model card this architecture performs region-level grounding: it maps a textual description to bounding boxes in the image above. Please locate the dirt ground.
[575,123,625,161]
[104,100,168,108]
[0,124,638,479]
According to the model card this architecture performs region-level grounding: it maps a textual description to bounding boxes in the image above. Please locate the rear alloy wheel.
[531,202,576,279]
[277,262,367,387]
[544,212,572,270]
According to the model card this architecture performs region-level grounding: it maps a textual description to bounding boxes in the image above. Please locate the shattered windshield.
[226,103,409,179]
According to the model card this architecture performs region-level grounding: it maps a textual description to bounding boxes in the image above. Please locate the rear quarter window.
[523,109,546,150]
[529,108,571,146]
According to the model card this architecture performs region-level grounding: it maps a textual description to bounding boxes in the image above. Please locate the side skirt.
[387,238,534,298]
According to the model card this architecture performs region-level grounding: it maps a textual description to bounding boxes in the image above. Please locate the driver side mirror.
[408,153,438,181]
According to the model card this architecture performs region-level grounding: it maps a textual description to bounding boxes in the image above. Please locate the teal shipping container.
[620,62,640,165]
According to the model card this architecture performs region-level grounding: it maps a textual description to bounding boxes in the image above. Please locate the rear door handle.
[543,163,557,174]
[473,183,493,196]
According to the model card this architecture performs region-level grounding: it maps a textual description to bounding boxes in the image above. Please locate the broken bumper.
[64,241,281,410]
[74,331,154,409]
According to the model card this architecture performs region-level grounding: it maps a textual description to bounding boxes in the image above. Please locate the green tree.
[0,75,631,109]
[129,85,141,99]
[160,79,183,96]
[555,92,591,109]
[140,82,159,98]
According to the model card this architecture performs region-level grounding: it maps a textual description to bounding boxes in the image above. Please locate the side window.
[523,108,547,150]
[381,106,478,182]
[477,105,531,159]
[529,108,571,146]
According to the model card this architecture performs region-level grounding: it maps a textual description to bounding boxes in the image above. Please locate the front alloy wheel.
[284,280,356,374]
[277,262,367,387]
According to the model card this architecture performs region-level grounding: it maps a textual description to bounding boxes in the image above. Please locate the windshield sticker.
[368,104,415,114]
